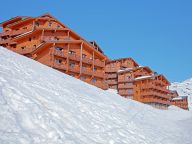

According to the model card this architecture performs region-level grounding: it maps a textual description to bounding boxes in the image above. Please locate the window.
[33,45,36,48]
[21,46,26,50]
[69,63,75,68]
[29,38,32,41]
[23,27,27,30]
[92,78,97,83]
[57,25,60,28]
[69,51,76,55]
[48,22,52,27]
[55,47,63,51]
[93,67,97,72]
[82,54,87,59]
[35,22,39,27]
[55,59,62,64]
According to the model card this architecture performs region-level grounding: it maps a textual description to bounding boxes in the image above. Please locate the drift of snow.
[171,78,192,110]
[0,46,192,144]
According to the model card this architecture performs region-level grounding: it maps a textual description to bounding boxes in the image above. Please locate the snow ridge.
[0,47,192,144]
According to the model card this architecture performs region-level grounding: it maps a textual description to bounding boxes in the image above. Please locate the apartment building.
[0,14,108,89]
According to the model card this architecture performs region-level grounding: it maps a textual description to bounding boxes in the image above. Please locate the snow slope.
[0,46,192,144]
[171,78,192,110]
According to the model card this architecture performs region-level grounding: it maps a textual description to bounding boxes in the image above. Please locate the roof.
[0,16,30,27]
[89,41,104,54]
[118,66,153,74]
[106,57,139,66]
[172,96,188,101]
[134,74,170,85]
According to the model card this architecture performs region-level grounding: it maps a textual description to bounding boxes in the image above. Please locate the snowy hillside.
[171,78,192,110]
[0,46,192,144]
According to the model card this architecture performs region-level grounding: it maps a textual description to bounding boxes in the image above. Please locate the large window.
[55,59,62,64]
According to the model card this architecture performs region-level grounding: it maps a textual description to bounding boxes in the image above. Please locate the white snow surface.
[171,78,192,110]
[0,46,192,144]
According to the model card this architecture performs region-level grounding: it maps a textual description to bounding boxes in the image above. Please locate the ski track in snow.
[0,47,192,144]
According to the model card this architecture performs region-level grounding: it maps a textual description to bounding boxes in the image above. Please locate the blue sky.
[0,0,191,82]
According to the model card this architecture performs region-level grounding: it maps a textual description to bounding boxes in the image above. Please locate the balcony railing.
[93,71,104,78]
[68,67,80,73]
[106,74,117,79]
[13,47,37,55]
[141,91,170,99]
[82,57,93,65]
[81,68,93,76]
[53,63,67,71]
[118,91,134,96]
[118,78,134,83]
[94,60,105,68]
[52,50,104,67]
[105,68,118,73]
[0,28,31,37]
[107,80,118,85]
[118,84,134,89]
[141,85,170,93]
[141,98,170,105]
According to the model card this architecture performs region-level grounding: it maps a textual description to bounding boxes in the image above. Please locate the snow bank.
[171,79,192,110]
[0,47,192,144]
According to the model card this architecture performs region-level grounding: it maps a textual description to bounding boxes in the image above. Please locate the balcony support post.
[80,42,83,75]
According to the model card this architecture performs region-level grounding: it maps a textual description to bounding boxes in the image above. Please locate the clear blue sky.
[0,0,191,82]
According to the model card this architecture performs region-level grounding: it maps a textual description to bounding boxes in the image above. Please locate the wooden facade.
[0,14,108,89]
[105,58,139,89]
[0,14,188,110]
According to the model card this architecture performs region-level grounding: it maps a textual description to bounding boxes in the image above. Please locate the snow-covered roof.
[172,96,188,101]
[135,75,153,80]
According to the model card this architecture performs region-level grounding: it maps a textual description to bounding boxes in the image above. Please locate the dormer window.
[48,22,52,27]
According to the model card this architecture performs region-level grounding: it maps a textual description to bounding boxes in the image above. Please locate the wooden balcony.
[118,84,134,89]
[106,74,117,79]
[118,91,134,96]
[93,71,104,78]
[53,49,67,58]
[68,54,81,62]
[93,82,108,90]
[141,98,170,105]
[141,85,170,93]
[52,50,104,68]
[141,91,170,99]
[0,39,11,44]
[41,36,81,44]
[81,69,93,76]
[13,47,37,55]
[0,28,31,37]
[82,57,93,65]
[53,63,67,71]
[118,78,134,83]
[107,80,118,85]
[68,67,80,73]
[94,60,105,68]
[105,68,118,73]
